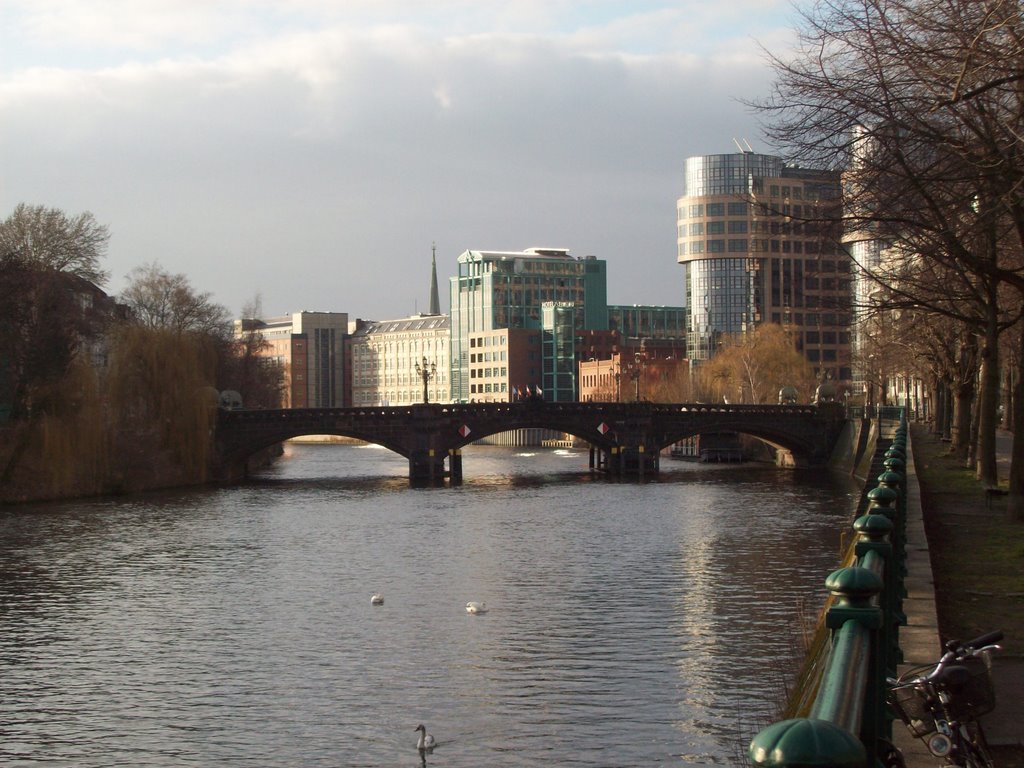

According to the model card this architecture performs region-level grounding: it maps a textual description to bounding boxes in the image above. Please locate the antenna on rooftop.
[743,138,755,152]
[733,137,745,153]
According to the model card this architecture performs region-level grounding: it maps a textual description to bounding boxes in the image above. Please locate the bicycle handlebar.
[963,630,1004,650]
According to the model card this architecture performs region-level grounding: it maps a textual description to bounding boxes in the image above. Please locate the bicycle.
[887,630,1003,767]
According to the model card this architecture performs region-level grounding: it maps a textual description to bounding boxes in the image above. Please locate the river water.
[0,443,860,767]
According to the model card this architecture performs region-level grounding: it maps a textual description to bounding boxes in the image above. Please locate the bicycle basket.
[943,658,996,720]
[890,683,937,737]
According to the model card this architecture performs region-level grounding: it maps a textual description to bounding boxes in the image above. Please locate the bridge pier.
[409,449,448,487]
[592,443,659,480]
[449,449,463,486]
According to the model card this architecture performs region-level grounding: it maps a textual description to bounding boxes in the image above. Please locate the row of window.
[353,390,445,405]
[680,201,751,218]
[679,201,832,219]
[681,239,837,256]
[469,383,509,394]
[470,367,508,379]
[354,373,450,386]
[470,350,508,363]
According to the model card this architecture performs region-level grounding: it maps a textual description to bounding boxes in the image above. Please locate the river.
[0,442,860,767]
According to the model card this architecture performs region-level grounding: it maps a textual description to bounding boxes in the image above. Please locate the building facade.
[676,151,852,383]
[578,344,690,402]
[349,314,450,406]
[449,247,608,402]
[241,311,348,408]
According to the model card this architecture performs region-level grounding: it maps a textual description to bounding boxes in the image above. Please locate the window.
[706,221,724,234]
[689,222,705,236]
[727,202,748,215]
[728,220,748,234]
[689,204,704,217]
[728,239,747,252]
[707,240,725,253]
[706,202,725,216]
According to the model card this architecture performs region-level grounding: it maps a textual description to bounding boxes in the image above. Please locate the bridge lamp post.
[416,356,436,404]
[630,344,647,402]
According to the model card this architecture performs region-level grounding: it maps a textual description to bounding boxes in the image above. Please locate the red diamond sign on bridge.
[459,424,472,438]
[597,422,610,435]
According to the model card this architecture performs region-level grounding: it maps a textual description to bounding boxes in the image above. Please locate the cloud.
[0,4,794,318]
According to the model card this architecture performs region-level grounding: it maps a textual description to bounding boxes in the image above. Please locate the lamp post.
[415,356,436,404]
[630,343,647,402]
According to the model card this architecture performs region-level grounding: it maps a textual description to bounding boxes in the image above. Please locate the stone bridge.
[214,401,848,485]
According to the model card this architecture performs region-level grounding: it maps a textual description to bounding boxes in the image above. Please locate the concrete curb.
[896,428,1023,764]
[892,431,943,766]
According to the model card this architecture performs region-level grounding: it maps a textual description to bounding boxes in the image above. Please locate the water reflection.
[0,443,858,767]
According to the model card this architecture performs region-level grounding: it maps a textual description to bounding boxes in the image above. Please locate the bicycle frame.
[887,631,1002,768]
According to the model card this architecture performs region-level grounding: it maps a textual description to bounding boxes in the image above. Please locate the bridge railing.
[749,411,908,768]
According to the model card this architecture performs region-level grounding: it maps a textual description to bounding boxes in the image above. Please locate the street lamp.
[415,356,436,404]
[630,343,647,402]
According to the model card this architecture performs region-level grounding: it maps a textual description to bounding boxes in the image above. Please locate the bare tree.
[120,263,229,336]
[0,203,109,285]
[216,294,286,409]
[759,0,1024,509]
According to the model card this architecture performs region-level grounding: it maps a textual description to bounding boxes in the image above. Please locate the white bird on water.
[465,601,488,614]
[370,593,384,605]
[414,723,436,751]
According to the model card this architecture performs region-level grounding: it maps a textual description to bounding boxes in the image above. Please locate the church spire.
[428,242,440,315]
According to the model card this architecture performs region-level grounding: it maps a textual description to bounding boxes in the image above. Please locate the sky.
[0,1,800,320]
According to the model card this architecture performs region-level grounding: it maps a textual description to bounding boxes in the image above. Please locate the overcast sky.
[0,1,799,320]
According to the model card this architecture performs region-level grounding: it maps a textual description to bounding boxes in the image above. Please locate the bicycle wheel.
[877,738,906,768]
[959,721,995,768]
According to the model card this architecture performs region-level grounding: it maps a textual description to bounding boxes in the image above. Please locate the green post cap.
[882,457,905,474]
[854,513,893,541]
[876,470,902,488]
[825,565,884,604]
[867,485,898,507]
[749,718,866,766]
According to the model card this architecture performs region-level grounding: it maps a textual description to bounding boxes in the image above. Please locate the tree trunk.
[974,289,1000,485]
[1009,336,1024,520]
[951,340,977,459]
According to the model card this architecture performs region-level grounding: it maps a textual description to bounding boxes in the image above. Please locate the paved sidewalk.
[896,429,1023,766]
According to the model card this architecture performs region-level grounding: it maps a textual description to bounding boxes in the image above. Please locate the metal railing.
[749,411,908,767]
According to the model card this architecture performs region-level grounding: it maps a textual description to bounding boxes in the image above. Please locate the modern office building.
[238,311,348,408]
[348,314,450,406]
[449,247,609,402]
[676,151,852,383]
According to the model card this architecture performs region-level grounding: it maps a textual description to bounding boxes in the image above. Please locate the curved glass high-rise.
[677,152,852,383]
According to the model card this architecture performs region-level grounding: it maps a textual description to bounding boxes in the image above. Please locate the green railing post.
[749,413,910,768]
[750,718,866,767]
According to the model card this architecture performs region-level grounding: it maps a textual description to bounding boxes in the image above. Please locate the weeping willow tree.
[696,324,820,404]
[105,325,219,485]
[1,326,221,502]
[1,357,112,500]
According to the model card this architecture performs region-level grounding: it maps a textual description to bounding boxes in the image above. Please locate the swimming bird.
[465,601,488,614]
[370,593,384,605]
[414,723,435,751]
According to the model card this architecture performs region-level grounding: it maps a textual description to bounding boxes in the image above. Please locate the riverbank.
[910,424,1024,766]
